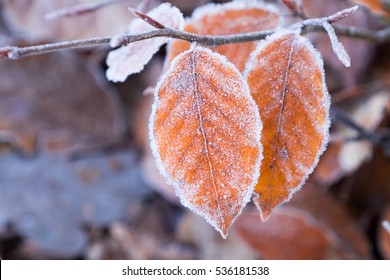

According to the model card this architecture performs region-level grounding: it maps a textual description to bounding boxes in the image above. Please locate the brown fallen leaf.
[246,30,330,220]
[166,0,281,72]
[233,184,371,259]
[288,183,372,259]
[0,51,124,154]
[235,207,343,260]
[150,46,262,238]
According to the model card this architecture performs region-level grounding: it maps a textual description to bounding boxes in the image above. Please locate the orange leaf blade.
[246,30,330,220]
[166,0,281,72]
[150,46,263,237]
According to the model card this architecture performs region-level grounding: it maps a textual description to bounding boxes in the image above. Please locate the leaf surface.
[350,0,390,17]
[166,0,281,72]
[150,46,262,237]
[245,30,330,220]
[106,3,184,82]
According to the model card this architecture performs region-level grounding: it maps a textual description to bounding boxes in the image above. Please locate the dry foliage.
[246,30,330,220]
[150,46,262,237]
[1,0,390,260]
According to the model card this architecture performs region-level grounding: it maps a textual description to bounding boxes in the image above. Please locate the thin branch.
[331,107,390,155]
[1,6,389,60]
[44,0,129,20]
[305,25,390,42]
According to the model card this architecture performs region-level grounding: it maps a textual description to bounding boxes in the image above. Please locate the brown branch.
[305,25,390,42]
[1,6,389,60]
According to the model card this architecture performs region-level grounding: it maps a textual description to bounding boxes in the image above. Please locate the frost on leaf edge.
[149,45,263,238]
[244,29,331,221]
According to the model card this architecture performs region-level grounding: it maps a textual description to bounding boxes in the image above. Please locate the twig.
[1,6,389,60]
[305,25,390,42]
[331,107,390,155]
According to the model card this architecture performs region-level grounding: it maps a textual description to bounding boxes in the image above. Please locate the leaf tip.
[252,193,272,222]
[128,6,166,29]
[328,5,359,23]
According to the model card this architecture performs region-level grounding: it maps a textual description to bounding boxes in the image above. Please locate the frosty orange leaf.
[245,30,330,221]
[166,0,281,72]
[150,46,262,238]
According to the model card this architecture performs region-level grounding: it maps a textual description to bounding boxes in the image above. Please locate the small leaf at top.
[106,3,184,82]
[245,30,330,221]
[150,46,263,238]
[166,0,281,72]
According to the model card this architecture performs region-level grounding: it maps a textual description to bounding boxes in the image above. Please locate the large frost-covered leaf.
[166,0,281,72]
[106,3,184,82]
[245,30,330,220]
[150,46,262,238]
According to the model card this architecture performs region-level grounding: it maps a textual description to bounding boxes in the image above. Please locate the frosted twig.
[322,22,351,67]
[1,6,389,60]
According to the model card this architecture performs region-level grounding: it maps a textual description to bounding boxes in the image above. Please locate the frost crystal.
[323,22,351,67]
[106,3,184,82]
